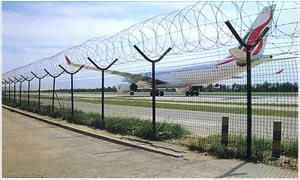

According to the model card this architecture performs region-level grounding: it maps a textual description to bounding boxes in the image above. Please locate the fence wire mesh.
[2,1,299,169]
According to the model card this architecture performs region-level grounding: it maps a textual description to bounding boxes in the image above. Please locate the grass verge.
[173,134,298,169]
[4,101,188,141]
[182,135,297,159]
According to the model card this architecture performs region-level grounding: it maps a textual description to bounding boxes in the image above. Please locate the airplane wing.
[107,69,167,84]
[65,56,166,84]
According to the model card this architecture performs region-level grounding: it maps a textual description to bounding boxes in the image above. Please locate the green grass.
[156,100,298,107]
[130,92,297,97]
[103,97,298,107]
[4,100,188,141]
[104,116,188,140]
[7,95,298,117]
[185,134,298,161]
[170,92,298,97]
[75,98,298,118]
[30,93,298,107]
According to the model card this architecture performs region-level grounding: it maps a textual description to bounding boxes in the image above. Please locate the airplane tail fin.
[237,4,276,57]
[65,55,72,65]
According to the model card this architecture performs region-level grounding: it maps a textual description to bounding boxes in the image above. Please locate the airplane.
[65,4,297,96]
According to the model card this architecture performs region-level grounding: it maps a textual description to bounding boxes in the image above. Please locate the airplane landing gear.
[185,91,199,96]
[150,90,164,96]
[159,91,164,96]
[129,91,134,96]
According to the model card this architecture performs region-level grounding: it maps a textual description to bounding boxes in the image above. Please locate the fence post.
[8,79,11,103]
[3,80,8,103]
[44,69,64,113]
[14,77,20,104]
[5,82,7,102]
[221,117,229,145]
[272,120,282,159]
[19,79,24,105]
[14,77,25,106]
[8,78,17,104]
[133,45,172,140]
[19,81,22,105]
[8,78,16,104]
[2,82,5,102]
[53,78,55,111]
[14,80,16,104]
[58,59,84,120]
[31,72,48,112]
[87,57,118,128]
[21,75,35,110]
[2,81,6,103]
[225,21,269,159]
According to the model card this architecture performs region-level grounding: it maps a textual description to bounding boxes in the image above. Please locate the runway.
[40,92,298,104]
[8,92,298,139]
[24,95,297,139]
[30,92,298,111]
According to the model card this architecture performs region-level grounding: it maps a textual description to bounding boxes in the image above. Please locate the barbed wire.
[3,1,299,80]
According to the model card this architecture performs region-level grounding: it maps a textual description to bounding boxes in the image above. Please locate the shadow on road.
[217,161,248,178]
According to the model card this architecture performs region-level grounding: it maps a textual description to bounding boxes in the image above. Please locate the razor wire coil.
[3,1,299,80]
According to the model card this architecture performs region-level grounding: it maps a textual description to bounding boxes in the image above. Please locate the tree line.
[43,82,297,93]
[197,82,298,92]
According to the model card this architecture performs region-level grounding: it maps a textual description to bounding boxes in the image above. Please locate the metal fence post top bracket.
[20,75,27,80]
[17,76,27,82]
[58,64,84,75]
[31,71,48,79]
[21,75,35,81]
[44,68,64,78]
[8,77,15,82]
[14,77,21,81]
[87,57,118,70]
[133,45,172,63]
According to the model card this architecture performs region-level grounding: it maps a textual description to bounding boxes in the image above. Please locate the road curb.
[2,105,183,158]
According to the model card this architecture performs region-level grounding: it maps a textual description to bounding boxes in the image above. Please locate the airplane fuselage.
[137,57,261,89]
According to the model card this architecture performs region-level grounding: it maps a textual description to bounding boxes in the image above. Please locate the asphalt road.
[2,108,297,178]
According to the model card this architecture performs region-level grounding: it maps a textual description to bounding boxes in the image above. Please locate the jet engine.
[117,83,138,93]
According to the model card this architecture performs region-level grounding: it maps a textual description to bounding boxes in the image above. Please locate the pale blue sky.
[2,1,298,90]
[3,1,195,73]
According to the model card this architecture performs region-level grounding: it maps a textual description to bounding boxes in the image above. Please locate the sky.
[2,1,298,90]
[3,1,196,73]
[2,1,199,90]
